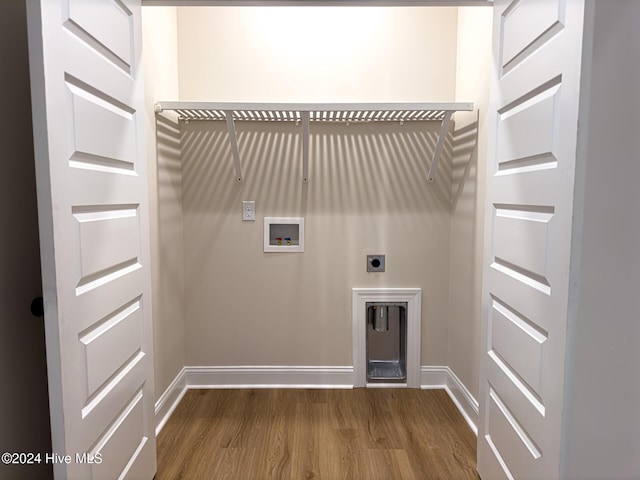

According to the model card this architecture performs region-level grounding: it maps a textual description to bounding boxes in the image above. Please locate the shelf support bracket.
[301,111,310,182]
[427,111,453,183]
[224,110,243,182]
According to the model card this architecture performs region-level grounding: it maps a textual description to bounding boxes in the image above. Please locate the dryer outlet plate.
[367,255,385,272]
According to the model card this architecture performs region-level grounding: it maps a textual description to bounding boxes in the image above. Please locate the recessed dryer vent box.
[264,217,304,252]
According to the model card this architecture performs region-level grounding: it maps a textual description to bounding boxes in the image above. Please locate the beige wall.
[176,7,458,102]
[147,7,497,380]
[142,7,186,400]
[176,7,459,367]
[448,6,492,399]
[182,120,452,366]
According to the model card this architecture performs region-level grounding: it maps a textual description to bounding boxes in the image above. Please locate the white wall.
[561,2,640,477]
[0,1,52,478]
[177,7,458,102]
[448,6,492,401]
[142,8,186,402]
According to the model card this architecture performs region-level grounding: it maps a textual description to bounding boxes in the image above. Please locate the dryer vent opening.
[366,303,407,383]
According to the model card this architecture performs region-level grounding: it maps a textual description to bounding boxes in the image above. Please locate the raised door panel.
[478,0,586,478]
[27,0,156,478]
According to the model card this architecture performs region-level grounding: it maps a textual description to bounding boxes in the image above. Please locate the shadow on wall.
[180,120,453,216]
[153,113,186,379]
[451,117,479,210]
[177,119,456,366]
[447,117,482,395]
[156,114,183,257]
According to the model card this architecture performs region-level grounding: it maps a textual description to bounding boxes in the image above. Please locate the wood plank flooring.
[155,388,479,480]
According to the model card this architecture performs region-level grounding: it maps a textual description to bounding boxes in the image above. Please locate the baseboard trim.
[184,365,355,389]
[420,365,449,388]
[154,367,187,436]
[420,366,478,435]
[156,365,477,436]
[445,368,479,436]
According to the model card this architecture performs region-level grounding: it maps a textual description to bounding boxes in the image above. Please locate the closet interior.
[143,4,492,413]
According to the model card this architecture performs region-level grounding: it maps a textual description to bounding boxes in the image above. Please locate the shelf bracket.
[301,111,310,182]
[427,111,453,183]
[224,111,243,182]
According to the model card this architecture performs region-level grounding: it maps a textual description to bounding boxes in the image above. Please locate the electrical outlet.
[242,201,255,221]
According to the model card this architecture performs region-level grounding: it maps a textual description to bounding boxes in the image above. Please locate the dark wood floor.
[155,388,479,480]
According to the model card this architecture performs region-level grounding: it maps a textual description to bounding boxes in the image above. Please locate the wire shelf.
[154,101,473,183]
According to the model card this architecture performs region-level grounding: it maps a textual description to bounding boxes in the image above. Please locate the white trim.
[352,288,422,388]
[184,365,354,389]
[420,366,479,435]
[366,382,408,388]
[156,101,473,115]
[155,364,477,438]
[154,367,188,436]
[264,217,305,252]
[445,368,479,436]
[420,365,449,388]
[144,1,493,6]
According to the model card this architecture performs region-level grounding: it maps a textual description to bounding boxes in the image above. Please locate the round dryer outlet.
[367,255,385,272]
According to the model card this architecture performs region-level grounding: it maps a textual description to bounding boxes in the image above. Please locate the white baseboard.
[420,366,479,435]
[445,368,479,436]
[184,365,355,389]
[154,367,187,436]
[420,365,449,388]
[156,365,477,437]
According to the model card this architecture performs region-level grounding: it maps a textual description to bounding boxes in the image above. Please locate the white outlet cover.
[242,201,255,221]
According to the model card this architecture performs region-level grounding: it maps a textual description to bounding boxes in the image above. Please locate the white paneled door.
[26,0,156,478]
[478,0,586,479]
